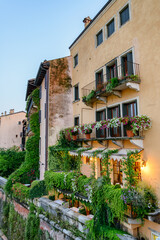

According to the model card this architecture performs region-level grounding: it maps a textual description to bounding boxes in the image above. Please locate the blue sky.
[0,0,107,114]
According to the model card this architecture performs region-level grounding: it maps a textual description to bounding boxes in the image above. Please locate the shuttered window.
[107,105,121,137]
[96,70,103,89]
[96,30,103,47]
[107,19,115,38]
[120,5,130,26]
[74,84,79,101]
[121,51,133,77]
[96,109,106,138]
[74,54,78,67]
[74,117,79,126]
[106,60,118,81]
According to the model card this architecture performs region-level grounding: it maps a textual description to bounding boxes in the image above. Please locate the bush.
[29,180,48,199]
[12,182,30,202]
[44,171,77,192]
[0,147,25,178]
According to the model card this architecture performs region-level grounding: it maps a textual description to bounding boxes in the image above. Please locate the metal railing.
[82,62,140,97]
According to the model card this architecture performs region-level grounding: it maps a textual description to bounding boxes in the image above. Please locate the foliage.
[82,90,96,103]
[5,88,40,195]
[12,182,30,202]
[64,115,151,140]
[0,147,25,178]
[29,180,48,199]
[2,202,26,240]
[101,149,118,184]
[122,151,140,188]
[25,203,40,240]
[106,77,119,92]
[44,171,77,192]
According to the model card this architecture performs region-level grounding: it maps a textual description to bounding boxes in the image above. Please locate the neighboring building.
[0,110,26,150]
[69,0,160,238]
[34,56,73,180]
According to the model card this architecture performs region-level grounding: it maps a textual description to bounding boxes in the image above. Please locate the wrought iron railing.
[82,62,140,97]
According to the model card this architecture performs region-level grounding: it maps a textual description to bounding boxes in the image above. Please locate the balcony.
[82,62,140,107]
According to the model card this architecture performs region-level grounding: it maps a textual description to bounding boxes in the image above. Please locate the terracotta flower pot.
[85,133,91,139]
[126,130,134,138]
[72,135,77,141]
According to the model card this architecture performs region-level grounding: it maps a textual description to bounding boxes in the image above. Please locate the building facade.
[0,110,26,150]
[69,0,160,238]
[34,57,73,180]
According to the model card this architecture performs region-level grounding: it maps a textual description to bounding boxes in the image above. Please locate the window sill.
[73,99,80,103]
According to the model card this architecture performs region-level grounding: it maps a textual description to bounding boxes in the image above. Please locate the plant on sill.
[71,126,79,136]
[106,77,119,92]
[122,74,139,82]
[82,90,96,103]
[81,124,93,134]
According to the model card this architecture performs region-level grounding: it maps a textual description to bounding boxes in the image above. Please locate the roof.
[69,0,113,49]
[0,111,26,118]
[25,79,36,101]
[34,61,50,86]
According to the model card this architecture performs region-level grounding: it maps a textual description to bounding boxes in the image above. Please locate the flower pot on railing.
[85,133,91,139]
[84,129,92,139]
[126,130,134,138]
[72,135,77,141]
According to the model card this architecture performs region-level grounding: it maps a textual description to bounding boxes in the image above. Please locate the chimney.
[10,109,14,114]
[83,16,92,28]
[4,111,7,115]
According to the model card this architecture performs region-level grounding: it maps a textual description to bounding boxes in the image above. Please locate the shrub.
[12,182,30,202]
[29,180,48,199]
[0,147,25,178]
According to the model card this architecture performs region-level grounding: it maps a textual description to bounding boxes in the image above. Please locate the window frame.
[74,116,80,126]
[74,54,78,68]
[106,17,115,39]
[118,2,131,28]
[96,28,103,47]
[73,83,80,102]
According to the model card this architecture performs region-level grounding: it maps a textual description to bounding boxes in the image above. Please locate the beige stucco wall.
[0,111,26,149]
[70,0,160,236]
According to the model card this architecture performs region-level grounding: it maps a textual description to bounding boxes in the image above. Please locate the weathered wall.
[48,56,73,147]
[0,111,26,149]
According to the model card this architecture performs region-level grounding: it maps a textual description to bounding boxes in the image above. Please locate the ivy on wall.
[5,88,40,194]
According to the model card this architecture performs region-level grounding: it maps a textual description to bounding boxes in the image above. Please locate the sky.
[0,0,108,114]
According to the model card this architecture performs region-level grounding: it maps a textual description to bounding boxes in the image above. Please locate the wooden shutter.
[127,52,133,75]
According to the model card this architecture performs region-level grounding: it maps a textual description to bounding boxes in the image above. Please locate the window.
[45,74,47,89]
[121,51,133,77]
[113,160,123,185]
[39,85,42,99]
[107,19,115,38]
[123,100,137,136]
[16,135,18,138]
[74,84,79,101]
[108,105,121,137]
[96,30,103,47]
[18,121,21,125]
[96,109,106,138]
[74,54,78,68]
[96,70,103,90]
[74,116,79,126]
[120,4,130,26]
[106,60,118,81]
[123,101,137,117]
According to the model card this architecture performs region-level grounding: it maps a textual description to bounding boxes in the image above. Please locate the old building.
[69,0,160,238]
[34,56,73,179]
[0,110,26,150]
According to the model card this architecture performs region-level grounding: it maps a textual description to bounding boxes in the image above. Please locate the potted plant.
[71,126,79,140]
[122,117,134,137]
[82,124,93,139]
